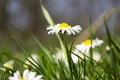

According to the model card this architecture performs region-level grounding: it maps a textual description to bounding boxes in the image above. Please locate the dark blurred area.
[0,0,120,50]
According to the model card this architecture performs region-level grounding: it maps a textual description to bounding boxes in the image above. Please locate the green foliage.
[0,1,120,80]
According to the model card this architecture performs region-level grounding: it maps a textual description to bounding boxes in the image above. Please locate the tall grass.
[0,1,120,80]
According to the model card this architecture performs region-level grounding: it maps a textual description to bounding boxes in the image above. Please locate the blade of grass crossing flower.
[30,56,46,71]
[40,0,66,55]
[69,40,80,79]
[26,58,45,75]
[39,1,73,79]
[89,17,94,61]
[89,17,95,78]
[39,1,66,62]
[41,1,67,63]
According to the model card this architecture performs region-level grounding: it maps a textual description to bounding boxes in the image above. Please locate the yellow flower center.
[20,77,27,80]
[58,23,71,28]
[84,39,92,45]
[4,63,13,69]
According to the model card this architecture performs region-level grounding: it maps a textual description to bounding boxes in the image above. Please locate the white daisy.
[71,49,80,63]
[0,60,14,73]
[71,49,101,63]
[92,52,101,62]
[47,22,82,35]
[8,69,42,80]
[52,49,68,66]
[24,54,39,68]
[3,60,14,69]
[75,38,103,54]
[53,49,79,64]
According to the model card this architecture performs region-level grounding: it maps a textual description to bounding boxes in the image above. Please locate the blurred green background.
[0,0,120,51]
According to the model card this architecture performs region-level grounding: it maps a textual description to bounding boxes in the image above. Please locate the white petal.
[14,71,21,79]
[46,27,53,30]
[55,24,60,27]
[69,29,76,35]
[55,29,60,33]
[71,53,78,63]
[28,72,36,80]
[73,25,82,31]
[93,52,101,61]
[33,75,42,80]
[48,30,55,34]
[8,77,16,80]
[23,69,29,78]
[8,71,20,80]
[61,29,65,34]
[75,44,91,54]
[66,29,71,35]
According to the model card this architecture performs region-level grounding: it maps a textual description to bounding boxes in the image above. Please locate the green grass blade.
[40,0,54,26]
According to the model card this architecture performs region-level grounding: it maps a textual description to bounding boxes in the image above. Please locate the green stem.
[60,33,73,79]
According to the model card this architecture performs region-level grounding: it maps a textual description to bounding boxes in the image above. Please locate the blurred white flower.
[92,52,101,62]
[106,45,110,51]
[71,49,101,63]
[71,49,80,63]
[0,60,14,74]
[24,54,39,68]
[53,49,81,64]
[52,49,68,65]
[3,60,14,70]
[8,69,42,80]
[47,22,82,35]
[72,49,88,63]
[75,38,103,53]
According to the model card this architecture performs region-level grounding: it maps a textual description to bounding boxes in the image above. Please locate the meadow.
[0,1,120,80]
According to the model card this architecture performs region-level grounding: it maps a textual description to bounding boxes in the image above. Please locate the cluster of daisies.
[1,22,104,80]
[1,56,42,80]
[47,22,104,63]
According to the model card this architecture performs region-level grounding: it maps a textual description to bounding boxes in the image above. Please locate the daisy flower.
[9,69,42,80]
[24,54,39,68]
[92,52,101,62]
[0,60,14,74]
[52,49,68,66]
[71,49,101,63]
[3,60,14,70]
[75,38,103,54]
[71,49,81,63]
[47,22,82,35]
